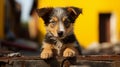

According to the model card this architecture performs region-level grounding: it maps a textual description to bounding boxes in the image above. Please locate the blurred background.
[0,0,120,56]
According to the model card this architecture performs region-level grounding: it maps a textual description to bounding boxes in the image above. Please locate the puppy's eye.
[51,21,56,25]
[64,19,71,28]
[50,21,56,28]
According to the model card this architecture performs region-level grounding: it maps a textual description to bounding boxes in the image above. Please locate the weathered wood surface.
[0,55,120,67]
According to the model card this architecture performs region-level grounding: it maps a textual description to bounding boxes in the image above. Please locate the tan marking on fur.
[41,42,53,59]
[45,16,60,37]
[67,7,77,15]
[49,17,58,28]
[46,16,60,37]
[62,16,67,22]
[46,23,59,37]
[50,23,54,28]
[52,16,58,22]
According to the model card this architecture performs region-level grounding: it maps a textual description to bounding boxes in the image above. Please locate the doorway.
[99,13,111,43]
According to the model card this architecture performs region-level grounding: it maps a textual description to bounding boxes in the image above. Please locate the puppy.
[36,7,82,59]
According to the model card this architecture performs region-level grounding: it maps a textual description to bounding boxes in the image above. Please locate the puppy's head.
[36,7,82,38]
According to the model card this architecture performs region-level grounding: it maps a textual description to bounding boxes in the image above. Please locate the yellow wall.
[38,0,120,48]
[0,0,4,39]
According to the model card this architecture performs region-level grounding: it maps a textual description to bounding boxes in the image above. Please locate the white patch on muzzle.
[59,22,65,32]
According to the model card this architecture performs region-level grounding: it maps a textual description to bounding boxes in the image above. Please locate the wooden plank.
[1,55,120,62]
[12,60,50,67]
[74,61,120,67]
[77,55,120,61]
[0,55,120,67]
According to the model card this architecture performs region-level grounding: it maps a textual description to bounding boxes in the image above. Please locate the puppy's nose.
[58,31,63,37]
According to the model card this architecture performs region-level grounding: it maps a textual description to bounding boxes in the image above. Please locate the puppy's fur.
[36,7,82,59]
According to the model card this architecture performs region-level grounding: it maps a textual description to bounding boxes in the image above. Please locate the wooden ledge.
[0,55,120,67]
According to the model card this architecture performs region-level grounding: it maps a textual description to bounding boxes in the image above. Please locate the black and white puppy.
[36,7,82,59]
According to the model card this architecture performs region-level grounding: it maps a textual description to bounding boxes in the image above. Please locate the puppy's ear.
[67,7,82,20]
[36,8,53,25]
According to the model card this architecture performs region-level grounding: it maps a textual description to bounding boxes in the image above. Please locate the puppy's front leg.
[40,42,53,59]
[63,45,78,57]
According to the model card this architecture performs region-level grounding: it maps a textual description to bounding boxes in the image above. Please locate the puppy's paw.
[63,48,76,57]
[40,49,53,59]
